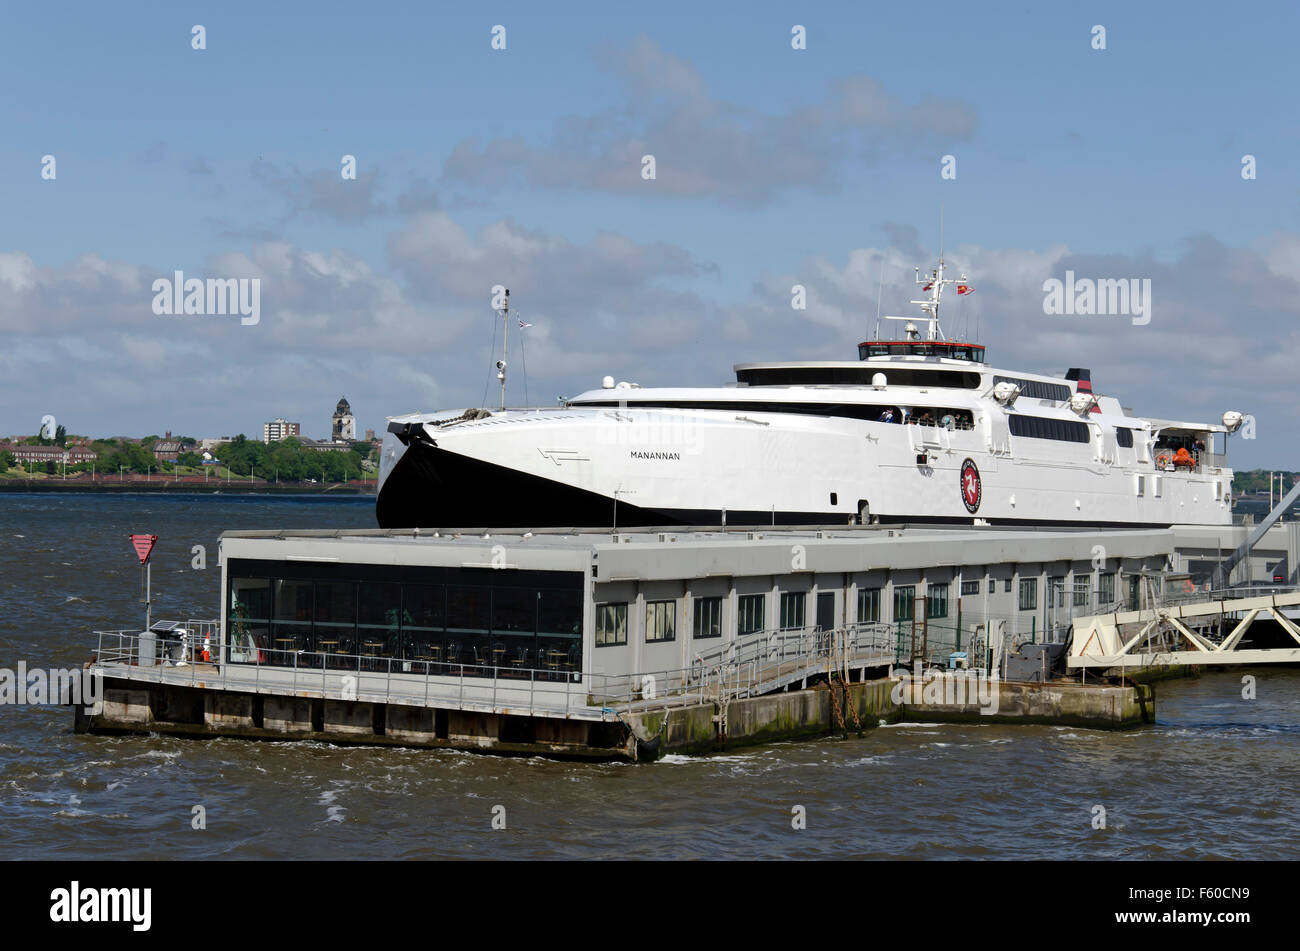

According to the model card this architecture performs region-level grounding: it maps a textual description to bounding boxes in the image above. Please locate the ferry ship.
[377,259,1243,529]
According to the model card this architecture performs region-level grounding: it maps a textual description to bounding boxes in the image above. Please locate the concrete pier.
[77,671,1152,761]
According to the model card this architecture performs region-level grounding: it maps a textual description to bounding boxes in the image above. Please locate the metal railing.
[91,619,897,719]
[587,622,895,709]
[92,626,591,720]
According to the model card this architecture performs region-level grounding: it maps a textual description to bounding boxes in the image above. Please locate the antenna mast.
[497,289,509,411]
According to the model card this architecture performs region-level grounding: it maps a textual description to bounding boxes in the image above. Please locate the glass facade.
[226,559,583,678]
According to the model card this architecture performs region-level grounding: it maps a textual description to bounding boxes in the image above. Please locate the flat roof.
[219,525,1176,582]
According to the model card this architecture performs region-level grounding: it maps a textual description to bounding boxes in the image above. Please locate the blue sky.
[2,1,1298,467]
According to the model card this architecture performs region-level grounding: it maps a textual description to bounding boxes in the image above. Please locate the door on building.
[816,592,835,632]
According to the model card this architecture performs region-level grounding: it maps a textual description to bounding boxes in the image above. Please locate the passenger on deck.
[878,409,895,423]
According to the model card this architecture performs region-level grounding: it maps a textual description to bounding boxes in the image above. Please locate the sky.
[2,1,1298,468]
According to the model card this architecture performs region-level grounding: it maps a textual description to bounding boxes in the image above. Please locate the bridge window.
[1008,414,1090,443]
[1115,427,1134,448]
[994,376,1072,402]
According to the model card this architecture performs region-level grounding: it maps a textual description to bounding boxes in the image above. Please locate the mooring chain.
[842,675,862,732]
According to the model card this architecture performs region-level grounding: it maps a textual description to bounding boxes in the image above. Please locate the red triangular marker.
[130,534,158,564]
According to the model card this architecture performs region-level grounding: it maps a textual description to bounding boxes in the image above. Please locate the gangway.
[1069,590,1300,669]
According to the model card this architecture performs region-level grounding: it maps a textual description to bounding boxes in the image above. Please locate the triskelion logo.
[960,458,981,514]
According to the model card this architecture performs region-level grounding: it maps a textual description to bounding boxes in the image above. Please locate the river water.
[1,493,1297,860]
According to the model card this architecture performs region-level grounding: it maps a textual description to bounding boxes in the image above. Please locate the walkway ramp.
[1069,590,1300,669]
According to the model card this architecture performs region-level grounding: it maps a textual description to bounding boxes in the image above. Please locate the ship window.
[961,580,980,596]
[1007,414,1090,443]
[993,376,1072,402]
[1115,427,1134,448]
[738,366,981,388]
[988,579,996,594]
[1073,578,1091,607]
[738,594,765,635]
[645,600,676,643]
[779,592,806,631]
[693,597,723,639]
[596,602,628,647]
[857,587,881,623]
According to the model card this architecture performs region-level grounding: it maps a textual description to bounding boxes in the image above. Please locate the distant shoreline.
[0,480,374,497]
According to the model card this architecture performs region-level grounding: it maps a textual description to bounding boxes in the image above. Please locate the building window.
[988,579,996,594]
[1072,578,1090,607]
[894,585,916,622]
[693,597,722,639]
[779,592,806,630]
[961,580,980,596]
[1004,578,1012,593]
[1019,578,1038,611]
[857,587,881,623]
[927,583,949,619]
[645,600,676,643]
[738,594,765,635]
[1099,573,1116,605]
[596,603,628,647]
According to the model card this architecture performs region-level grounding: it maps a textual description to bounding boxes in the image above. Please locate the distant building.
[151,431,182,462]
[364,428,376,442]
[333,397,356,442]
[264,418,301,443]
[2,443,97,466]
[298,437,351,453]
[199,437,233,452]
[152,441,183,462]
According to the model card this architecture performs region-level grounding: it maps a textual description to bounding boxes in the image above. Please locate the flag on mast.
[518,319,533,329]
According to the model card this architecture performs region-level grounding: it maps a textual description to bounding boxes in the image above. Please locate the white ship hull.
[377,402,1233,529]
[377,255,1238,530]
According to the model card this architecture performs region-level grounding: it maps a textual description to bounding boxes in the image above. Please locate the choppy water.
[1,493,1298,859]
